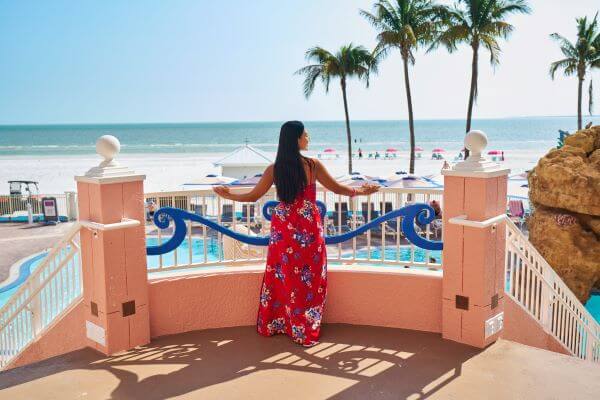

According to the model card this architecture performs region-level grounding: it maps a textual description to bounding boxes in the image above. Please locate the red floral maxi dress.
[257,167,327,346]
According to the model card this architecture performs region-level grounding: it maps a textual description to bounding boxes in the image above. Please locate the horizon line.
[1,114,599,128]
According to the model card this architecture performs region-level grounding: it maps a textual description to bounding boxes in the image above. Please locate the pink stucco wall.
[5,268,576,371]
[502,296,570,356]
[6,300,87,370]
[148,266,443,338]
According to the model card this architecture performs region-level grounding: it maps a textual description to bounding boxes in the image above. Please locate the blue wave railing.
[147,201,442,256]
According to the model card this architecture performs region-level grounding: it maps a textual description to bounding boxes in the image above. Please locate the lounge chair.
[330,211,351,234]
[239,204,256,223]
[222,224,264,260]
[361,202,380,222]
[508,200,526,229]
[220,204,234,224]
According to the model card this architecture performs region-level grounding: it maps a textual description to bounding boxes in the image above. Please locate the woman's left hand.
[213,185,231,198]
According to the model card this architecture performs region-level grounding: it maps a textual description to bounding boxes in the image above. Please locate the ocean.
[1,116,598,156]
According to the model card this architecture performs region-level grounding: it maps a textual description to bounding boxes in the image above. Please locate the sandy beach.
[0,147,540,197]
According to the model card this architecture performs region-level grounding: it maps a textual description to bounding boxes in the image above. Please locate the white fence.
[0,224,82,369]
[144,186,444,273]
[505,219,600,363]
[0,193,78,221]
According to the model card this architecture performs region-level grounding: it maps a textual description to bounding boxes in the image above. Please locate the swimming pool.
[343,247,442,264]
[146,236,221,269]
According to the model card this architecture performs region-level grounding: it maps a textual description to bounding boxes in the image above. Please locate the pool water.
[0,253,47,307]
[586,293,600,323]
[146,237,221,269]
[345,247,442,263]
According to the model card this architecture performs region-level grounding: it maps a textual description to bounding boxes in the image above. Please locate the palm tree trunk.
[402,56,416,175]
[465,43,479,159]
[577,76,583,130]
[341,79,353,174]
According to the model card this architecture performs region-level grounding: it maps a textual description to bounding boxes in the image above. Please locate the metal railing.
[505,219,600,363]
[0,224,82,369]
[144,186,444,273]
[0,192,77,221]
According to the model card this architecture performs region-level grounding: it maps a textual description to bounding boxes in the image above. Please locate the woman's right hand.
[358,183,380,195]
[213,185,230,198]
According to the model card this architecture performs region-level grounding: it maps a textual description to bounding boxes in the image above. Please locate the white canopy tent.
[213,144,274,179]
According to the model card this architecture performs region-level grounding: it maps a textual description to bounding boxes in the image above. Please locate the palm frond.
[549,58,577,79]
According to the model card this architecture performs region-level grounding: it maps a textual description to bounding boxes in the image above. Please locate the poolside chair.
[361,202,380,222]
[192,203,207,216]
[220,204,234,224]
[239,204,256,224]
[330,210,351,233]
[508,200,526,229]
[222,224,264,261]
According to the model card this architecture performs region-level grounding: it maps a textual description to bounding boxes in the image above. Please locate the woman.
[213,121,379,346]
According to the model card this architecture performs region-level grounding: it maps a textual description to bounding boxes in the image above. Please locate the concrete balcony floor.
[1,324,599,400]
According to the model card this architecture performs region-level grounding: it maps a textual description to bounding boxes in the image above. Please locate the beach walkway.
[1,324,598,399]
[0,222,75,283]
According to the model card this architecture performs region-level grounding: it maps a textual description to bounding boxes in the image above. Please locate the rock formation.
[528,125,600,303]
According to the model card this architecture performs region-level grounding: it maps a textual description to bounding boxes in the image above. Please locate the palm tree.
[433,0,530,155]
[550,14,600,130]
[296,44,377,174]
[361,0,442,174]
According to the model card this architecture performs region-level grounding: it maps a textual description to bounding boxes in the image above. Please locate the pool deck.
[1,324,599,399]
[0,222,75,284]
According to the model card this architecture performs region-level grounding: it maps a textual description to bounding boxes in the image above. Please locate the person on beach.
[358,148,363,159]
[213,121,380,346]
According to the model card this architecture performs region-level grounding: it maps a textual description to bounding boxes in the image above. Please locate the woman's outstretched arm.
[213,165,274,202]
[314,159,379,196]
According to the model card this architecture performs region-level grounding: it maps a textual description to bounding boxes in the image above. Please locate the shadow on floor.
[0,324,480,400]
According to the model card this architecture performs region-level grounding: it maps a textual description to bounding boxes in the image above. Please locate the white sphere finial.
[464,130,487,156]
[96,135,120,164]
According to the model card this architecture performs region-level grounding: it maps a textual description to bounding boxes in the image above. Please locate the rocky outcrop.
[528,126,600,303]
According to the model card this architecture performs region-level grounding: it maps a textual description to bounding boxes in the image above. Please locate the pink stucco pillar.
[441,131,510,348]
[75,135,149,355]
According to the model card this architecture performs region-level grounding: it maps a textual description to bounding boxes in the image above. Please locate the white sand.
[0,148,541,197]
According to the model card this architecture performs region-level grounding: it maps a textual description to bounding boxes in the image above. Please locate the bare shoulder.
[305,157,322,169]
[264,164,274,174]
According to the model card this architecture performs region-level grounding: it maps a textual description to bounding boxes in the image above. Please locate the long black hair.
[274,120,311,203]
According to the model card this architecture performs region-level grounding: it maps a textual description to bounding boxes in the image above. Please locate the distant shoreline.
[1,114,598,128]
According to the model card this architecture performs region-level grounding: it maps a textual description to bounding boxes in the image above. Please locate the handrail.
[0,222,81,318]
[144,186,444,198]
[505,219,600,362]
[0,223,84,370]
[79,218,140,232]
[448,214,506,228]
[146,202,443,256]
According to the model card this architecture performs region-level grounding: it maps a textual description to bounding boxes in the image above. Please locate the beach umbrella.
[386,174,442,189]
[415,146,424,151]
[230,174,263,186]
[487,150,501,155]
[432,148,445,152]
[183,174,236,186]
[386,148,398,152]
[323,148,336,153]
[386,171,408,181]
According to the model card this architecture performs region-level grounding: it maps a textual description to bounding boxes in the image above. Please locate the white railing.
[0,192,77,221]
[505,219,600,363]
[144,186,444,273]
[0,223,82,370]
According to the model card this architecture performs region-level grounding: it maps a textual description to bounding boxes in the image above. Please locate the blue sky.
[0,0,598,124]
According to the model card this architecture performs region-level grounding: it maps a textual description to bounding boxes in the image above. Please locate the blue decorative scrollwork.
[146,202,443,256]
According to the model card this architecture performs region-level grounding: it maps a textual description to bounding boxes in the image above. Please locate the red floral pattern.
[257,182,327,346]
